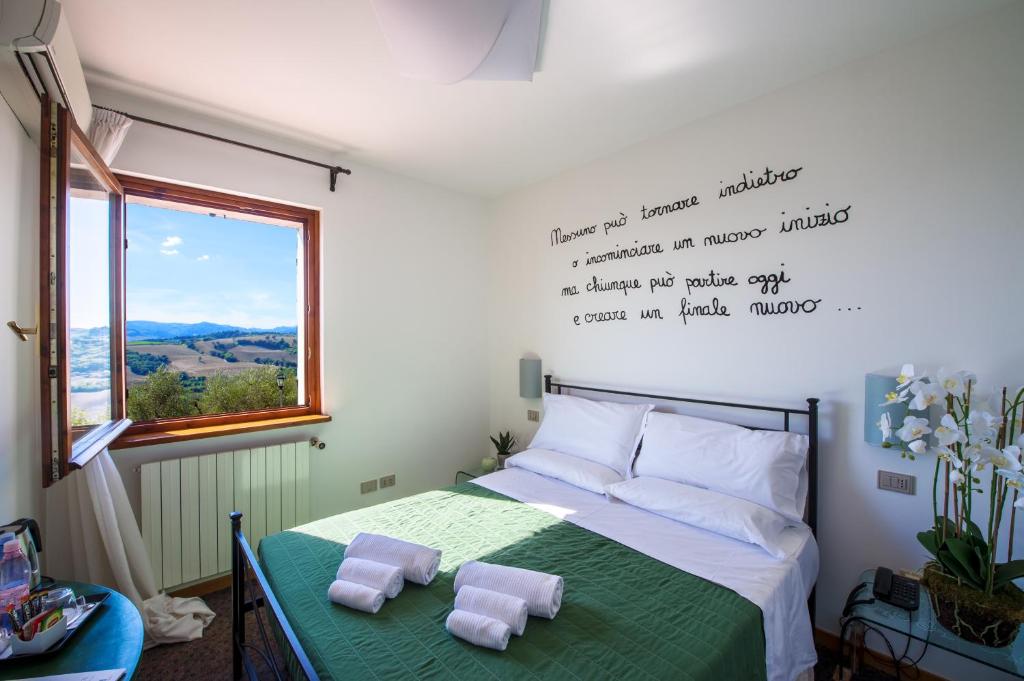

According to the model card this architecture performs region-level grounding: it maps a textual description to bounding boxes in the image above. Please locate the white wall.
[37,84,491,572]
[486,4,1024,679]
[0,102,42,526]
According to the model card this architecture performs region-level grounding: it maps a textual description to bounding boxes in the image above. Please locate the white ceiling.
[63,0,1009,197]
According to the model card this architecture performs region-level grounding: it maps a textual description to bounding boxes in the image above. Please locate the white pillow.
[628,411,744,476]
[506,448,624,494]
[528,393,654,476]
[635,411,809,523]
[604,477,790,559]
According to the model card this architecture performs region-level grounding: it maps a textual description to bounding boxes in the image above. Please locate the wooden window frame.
[40,98,131,484]
[111,175,325,446]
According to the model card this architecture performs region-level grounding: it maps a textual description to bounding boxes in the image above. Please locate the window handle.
[7,321,37,342]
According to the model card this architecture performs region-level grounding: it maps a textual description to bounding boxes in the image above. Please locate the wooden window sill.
[110,414,331,449]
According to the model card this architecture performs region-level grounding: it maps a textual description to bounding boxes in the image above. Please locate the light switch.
[878,470,915,495]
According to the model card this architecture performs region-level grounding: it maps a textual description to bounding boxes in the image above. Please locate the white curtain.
[62,450,214,648]
[87,108,133,165]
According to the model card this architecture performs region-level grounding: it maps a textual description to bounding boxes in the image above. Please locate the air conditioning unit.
[0,0,91,140]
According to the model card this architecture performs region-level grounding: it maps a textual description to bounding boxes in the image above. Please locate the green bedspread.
[258,482,766,680]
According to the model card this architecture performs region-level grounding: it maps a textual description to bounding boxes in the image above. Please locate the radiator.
[141,442,312,591]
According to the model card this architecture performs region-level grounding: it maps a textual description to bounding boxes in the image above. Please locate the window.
[114,177,325,445]
[40,98,129,484]
[41,99,325,485]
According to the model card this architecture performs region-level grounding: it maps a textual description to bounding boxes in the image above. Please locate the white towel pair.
[446,561,563,651]
[329,533,442,615]
[445,585,528,651]
[326,557,404,614]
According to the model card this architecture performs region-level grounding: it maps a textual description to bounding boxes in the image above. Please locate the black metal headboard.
[544,375,819,535]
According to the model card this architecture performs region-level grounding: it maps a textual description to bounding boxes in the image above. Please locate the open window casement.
[39,96,131,486]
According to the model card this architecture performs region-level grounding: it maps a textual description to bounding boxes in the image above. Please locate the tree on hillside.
[126,350,169,376]
[126,367,198,421]
[200,367,298,414]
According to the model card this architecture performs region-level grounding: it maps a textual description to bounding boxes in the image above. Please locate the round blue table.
[0,582,143,680]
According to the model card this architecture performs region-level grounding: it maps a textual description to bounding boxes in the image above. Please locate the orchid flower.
[934,446,955,464]
[970,444,1002,472]
[896,364,917,388]
[967,411,1002,441]
[962,443,987,471]
[880,391,909,406]
[950,469,966,486]
[896,415,931,442]
[994,446,1023,476]
[908,439,927,455]
[934,414,967,446]
[878,412,893,441]
[1015,495,1024,510]
[1003,471,1024,488]
[909,381,945,411]
[936,368,968,398]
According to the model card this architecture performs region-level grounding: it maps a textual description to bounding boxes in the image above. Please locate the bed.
[230,378,820,681]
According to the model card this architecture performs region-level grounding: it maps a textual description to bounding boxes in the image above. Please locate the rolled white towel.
[344,533,442,586]
[445,610,512,651]
[454,561,563,619]
[327,579,385,614]
[454,585,528,636]
[337,557,404,599]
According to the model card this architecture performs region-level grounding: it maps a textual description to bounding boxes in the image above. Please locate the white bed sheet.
[471,467,818,681]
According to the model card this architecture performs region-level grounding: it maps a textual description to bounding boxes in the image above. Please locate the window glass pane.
[68,146,113,428]
[124,198,304,421]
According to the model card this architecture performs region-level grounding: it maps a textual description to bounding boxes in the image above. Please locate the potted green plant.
[490,431,517,469]
[881,364,1024,647]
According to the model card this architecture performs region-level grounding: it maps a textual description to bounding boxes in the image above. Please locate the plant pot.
[922,567,1024,648]
[496,453,511,469]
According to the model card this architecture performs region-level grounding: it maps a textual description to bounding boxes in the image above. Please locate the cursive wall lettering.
[641,195,700,221]
[719,165,803,199]
[678,297,731,325]
[585,241,664,266]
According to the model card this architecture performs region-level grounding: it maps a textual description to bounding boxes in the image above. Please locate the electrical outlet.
[379,474,396,489]
[527,409,540,422]
[360,479,378,494]
[878,470,915,495]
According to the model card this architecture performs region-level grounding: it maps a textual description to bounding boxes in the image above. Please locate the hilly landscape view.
[71,321,300,425]
[70,192,305,425]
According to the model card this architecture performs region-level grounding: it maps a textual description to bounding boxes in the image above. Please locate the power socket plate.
[878,470,915,495]
[527,409,540,422]
[360,479,378,494]
[380,474,396,489]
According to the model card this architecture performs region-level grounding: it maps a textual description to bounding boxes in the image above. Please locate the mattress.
[258,478,768,680]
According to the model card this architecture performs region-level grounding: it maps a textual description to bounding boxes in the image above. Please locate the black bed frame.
[230,377,821,680]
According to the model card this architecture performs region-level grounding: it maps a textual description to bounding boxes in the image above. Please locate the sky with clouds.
[69,198,301,329]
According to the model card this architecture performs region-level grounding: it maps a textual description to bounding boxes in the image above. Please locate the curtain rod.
[94,105,353,191]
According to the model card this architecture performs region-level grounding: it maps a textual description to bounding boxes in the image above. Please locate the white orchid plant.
[881,364,1024,596]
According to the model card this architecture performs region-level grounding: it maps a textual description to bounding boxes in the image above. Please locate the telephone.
[873,566,920,611]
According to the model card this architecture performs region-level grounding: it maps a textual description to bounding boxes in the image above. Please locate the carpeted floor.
[135,588,898,680]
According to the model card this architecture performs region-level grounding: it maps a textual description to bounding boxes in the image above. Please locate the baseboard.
[815,628,949,681]
[169,573,231,598]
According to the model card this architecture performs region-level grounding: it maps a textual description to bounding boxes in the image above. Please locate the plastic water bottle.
[0,534,31,635]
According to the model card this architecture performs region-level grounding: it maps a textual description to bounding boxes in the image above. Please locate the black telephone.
[873,566,920,611]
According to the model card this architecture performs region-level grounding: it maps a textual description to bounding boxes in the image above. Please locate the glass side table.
[844,568,1024,678]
